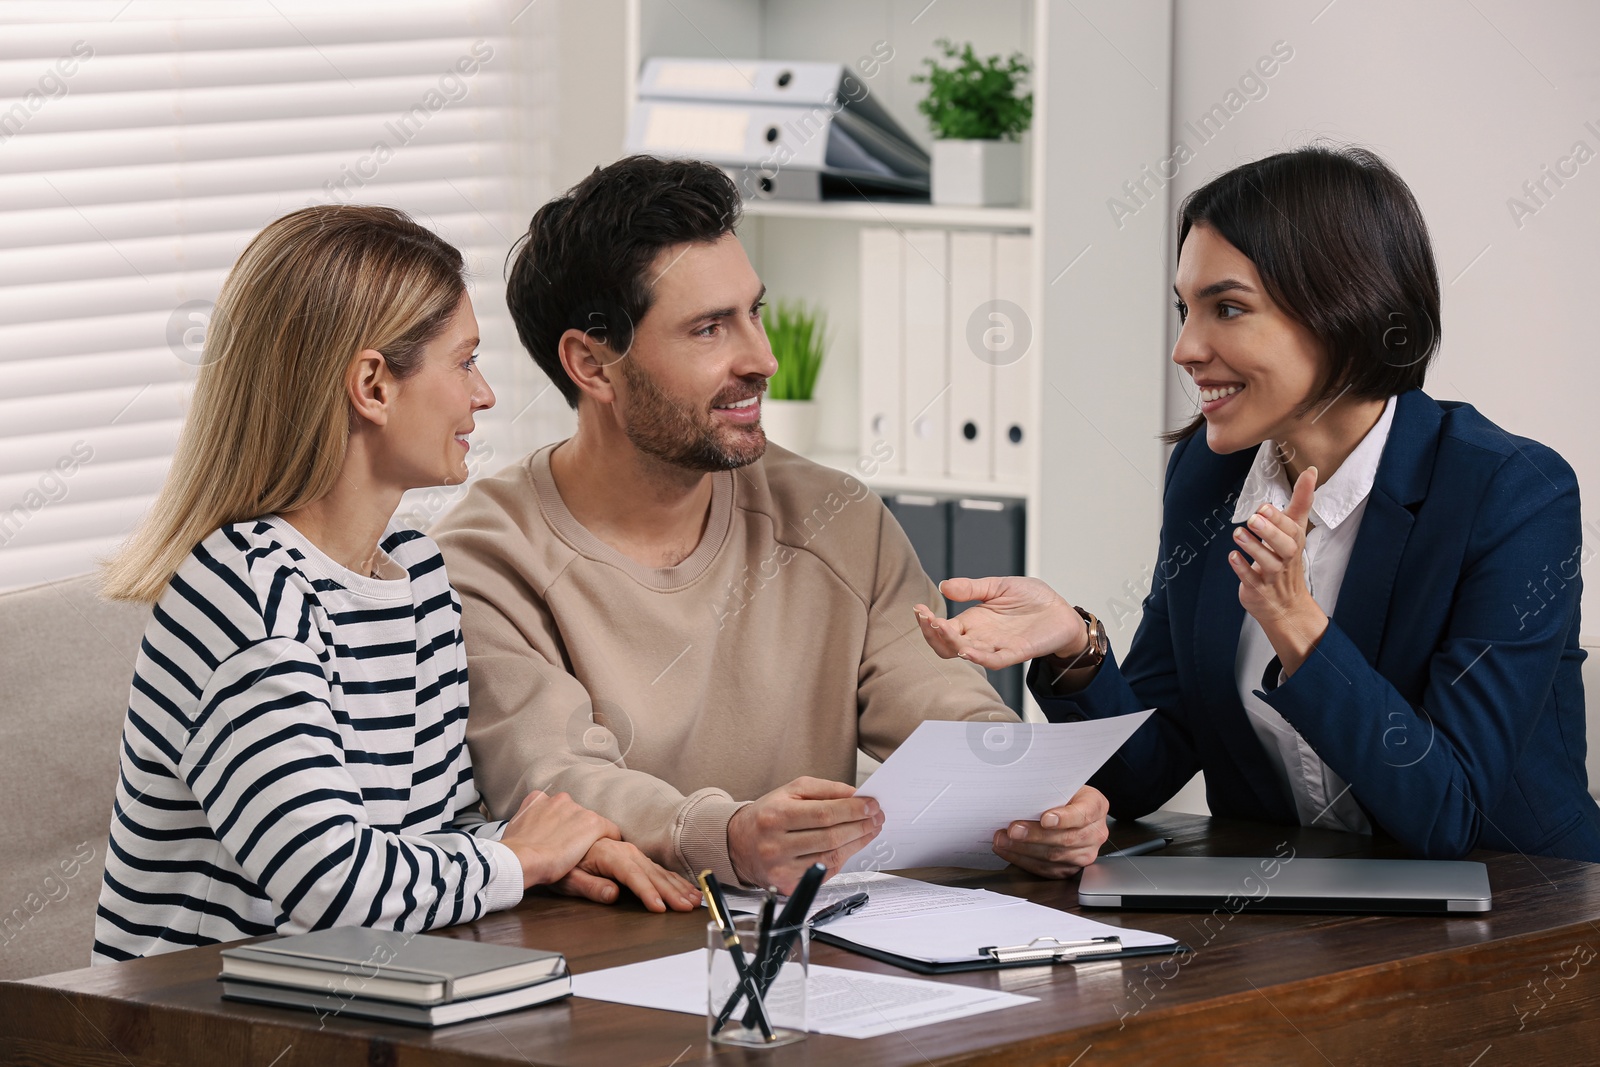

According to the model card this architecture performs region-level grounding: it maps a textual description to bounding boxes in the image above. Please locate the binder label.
[643,104,751,156]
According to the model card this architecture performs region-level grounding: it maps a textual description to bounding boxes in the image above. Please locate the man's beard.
[618,357,767,472]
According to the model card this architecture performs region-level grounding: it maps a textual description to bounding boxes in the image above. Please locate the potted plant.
[912,39,1033,207]
[760,300,827,455]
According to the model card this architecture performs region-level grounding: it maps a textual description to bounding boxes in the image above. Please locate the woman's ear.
[557,327,621,406]
[347,349,392,426]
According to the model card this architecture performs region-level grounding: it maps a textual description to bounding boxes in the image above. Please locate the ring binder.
[981,936,1125,964]
[628,57,931,202]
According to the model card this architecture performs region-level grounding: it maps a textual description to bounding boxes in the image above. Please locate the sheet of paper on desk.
[571,949,1036,1039]
[815,872,1025,918]
[821,897,1176,964]
[723,871,1022,920]
[840,711,1155,873]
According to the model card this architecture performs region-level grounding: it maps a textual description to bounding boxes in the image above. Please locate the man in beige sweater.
[434,156,1109,891]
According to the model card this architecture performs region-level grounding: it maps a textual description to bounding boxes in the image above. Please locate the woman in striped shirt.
[92,206,699,963]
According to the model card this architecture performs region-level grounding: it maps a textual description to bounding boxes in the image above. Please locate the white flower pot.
[761,399,819,455]
[931,139,1023,207]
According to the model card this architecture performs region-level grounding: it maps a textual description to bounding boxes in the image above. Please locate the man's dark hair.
[506,155,743,408]
[1166,144,1440,443]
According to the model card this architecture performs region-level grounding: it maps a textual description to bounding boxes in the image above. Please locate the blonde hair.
[101,205,466,603]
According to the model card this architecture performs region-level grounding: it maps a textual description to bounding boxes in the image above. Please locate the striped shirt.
[92,516,523,963]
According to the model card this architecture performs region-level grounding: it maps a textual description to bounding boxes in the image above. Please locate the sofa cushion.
[0,573,148,979]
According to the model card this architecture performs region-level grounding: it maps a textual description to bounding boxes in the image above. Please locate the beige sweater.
[432,443,1014,885]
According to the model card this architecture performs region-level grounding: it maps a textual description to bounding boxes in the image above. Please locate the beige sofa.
[0,574,148,980]
[2,573,1597,981]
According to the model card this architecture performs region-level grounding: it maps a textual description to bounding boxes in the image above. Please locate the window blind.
[0,0,559,593]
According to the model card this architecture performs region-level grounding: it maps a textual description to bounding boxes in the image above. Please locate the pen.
[807,891,869,929]
[735,862,826,1031]
[1102,837,1172,859]
[701,870,775,1040]
[982,935,1124,962]
[754,888,775,982]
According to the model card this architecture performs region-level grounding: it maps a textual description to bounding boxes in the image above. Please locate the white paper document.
[840,712,1155,873]
[571,949,1036,1039]
[723,871,1018,921]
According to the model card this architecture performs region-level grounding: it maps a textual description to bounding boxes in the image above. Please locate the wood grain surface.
[4,812,1597,1066]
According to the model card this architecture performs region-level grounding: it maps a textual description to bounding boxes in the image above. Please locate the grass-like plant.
[912,38,1033,141]
[763,300,827,401]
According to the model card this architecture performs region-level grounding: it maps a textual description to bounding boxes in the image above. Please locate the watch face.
[1083,614,1107,663]
[1069,608,1106,667]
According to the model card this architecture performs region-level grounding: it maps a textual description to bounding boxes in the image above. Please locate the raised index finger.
[1285,465,1318,526]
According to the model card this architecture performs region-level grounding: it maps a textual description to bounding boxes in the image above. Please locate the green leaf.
[912,38,1032,141]
[763,299,828,401]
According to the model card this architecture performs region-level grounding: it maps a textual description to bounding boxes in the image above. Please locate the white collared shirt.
[1232,395,1397,833]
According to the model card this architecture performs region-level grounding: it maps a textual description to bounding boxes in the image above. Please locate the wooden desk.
[5,812,1598,1066]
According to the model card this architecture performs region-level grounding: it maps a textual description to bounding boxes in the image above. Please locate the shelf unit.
[807,452,1030,501]
[740,198,1032,231]
[626,0,1175,638]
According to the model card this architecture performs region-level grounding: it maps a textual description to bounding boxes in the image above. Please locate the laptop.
[1078,856,1492,914]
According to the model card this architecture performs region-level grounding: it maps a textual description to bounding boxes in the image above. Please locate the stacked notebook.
[219,928,570,1028]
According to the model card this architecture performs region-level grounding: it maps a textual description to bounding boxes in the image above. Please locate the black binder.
[948,497,1026,711]
[884,493,949,586]
[882,491,1028,713]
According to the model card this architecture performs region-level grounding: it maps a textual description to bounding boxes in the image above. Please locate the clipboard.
[811,930,1189,975]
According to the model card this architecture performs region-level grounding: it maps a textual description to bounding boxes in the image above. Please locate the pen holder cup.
[707,917,808,1047]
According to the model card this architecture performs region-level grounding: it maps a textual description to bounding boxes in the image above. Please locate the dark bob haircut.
[506,155,743,409]
[1166,144,1440,443]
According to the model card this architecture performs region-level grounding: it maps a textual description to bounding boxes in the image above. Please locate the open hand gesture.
[914,576,1085,671]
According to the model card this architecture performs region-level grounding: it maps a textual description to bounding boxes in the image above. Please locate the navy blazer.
[1032,389,1600,862]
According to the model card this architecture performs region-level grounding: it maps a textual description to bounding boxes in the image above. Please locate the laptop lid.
[1078,856,1492,914]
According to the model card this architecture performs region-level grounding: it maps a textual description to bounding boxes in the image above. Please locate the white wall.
[501,0,637,454]
[1164,0,1600,631]
[1035,1,1173,643]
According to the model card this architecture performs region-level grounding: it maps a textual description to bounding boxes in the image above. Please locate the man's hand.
[551,838,703,913]
[727,776,883,893]
[499,790,619,889]
[991,785,1110,878]
[915,576,1086,671]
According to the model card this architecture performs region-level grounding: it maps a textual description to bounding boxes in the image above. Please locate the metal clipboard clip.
[981,936,1124,964]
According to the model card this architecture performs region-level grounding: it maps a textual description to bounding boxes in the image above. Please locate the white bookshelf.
[807,452,1030,501]
[627,0,1174,629]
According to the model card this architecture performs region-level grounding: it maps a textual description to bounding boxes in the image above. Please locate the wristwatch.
[1046,606,1107,672]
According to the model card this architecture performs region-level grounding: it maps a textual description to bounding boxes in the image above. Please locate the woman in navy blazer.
[918,146,1600,864]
